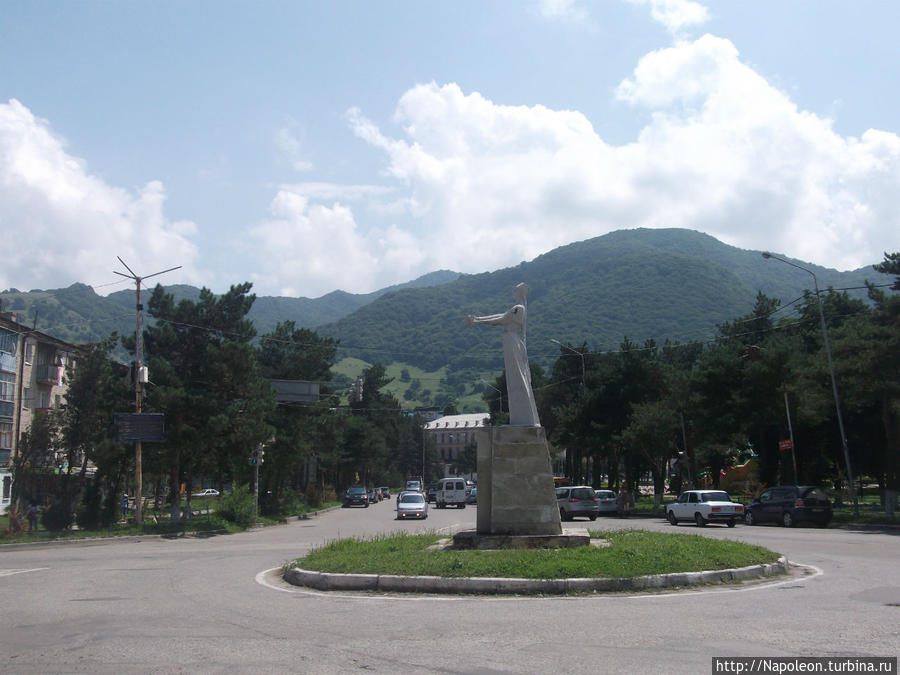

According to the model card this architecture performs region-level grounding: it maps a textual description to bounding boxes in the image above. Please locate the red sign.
[778,439,793,452]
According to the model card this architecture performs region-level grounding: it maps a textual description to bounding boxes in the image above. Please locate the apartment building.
[424,412,490,470]
[0,312,79,511]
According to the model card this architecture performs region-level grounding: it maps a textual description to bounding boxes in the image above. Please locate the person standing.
[26,502,40,532]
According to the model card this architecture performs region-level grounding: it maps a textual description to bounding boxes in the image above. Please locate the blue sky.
[2,0,898,298]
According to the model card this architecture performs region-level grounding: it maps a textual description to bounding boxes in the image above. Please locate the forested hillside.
[317,229,891,372]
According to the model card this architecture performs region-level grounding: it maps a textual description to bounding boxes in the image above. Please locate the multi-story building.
[0,312,79,512]
[424,412,490,477]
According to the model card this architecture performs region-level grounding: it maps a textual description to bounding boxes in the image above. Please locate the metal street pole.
[550,339,585,389]
[114,259,182,525]
[762,252,857,515]
[784,391,798,483]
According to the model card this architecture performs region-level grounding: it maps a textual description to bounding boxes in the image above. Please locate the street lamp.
[762,251,858,515]
[550,339,586,389]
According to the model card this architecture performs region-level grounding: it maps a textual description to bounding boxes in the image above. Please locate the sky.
[1,0,898,299]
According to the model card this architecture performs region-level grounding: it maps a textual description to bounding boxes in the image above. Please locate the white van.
[436,477,467,509]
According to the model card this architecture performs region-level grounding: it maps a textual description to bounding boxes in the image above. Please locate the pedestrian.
[122,494,129,520]
[26,502,40,533]
[616,490,633,518]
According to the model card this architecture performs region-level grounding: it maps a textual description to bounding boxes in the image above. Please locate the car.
[594,489,617,514]
[396,491,428,520]
[744,485,832,527]
[556,485,599,521]
[343,486,369,508]
[436,477,467,509]
[379,486,391,500]
[367,487,381,503]
[405,479,423,492]
[426,484,438,503]
[666,489,743,527]
[466,487,477,504]
[191,488,220,498]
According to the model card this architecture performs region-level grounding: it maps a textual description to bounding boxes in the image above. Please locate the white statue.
[465,283,540,426]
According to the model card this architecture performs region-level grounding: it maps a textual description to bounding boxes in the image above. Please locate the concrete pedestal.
[473,425,562,536]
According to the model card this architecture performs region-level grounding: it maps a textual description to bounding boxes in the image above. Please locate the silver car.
[396,491,428,520]
[594,489,617,514]
[556,485,599,521]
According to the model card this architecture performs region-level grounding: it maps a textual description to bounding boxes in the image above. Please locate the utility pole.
[114,258,181,525]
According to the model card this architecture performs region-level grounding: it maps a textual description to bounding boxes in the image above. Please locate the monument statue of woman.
[465,283,540,426]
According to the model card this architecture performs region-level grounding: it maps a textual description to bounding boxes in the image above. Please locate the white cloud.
[537,0,590,23]
[330,49,897,281]
[627,0,709,35]
[275,123,313,172]
[0,99,200,295]
[246,187,426,298]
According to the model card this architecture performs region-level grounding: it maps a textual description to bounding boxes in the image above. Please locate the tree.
[143,282,274,515]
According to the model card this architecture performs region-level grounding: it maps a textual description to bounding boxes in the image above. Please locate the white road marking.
[0,567,49,577]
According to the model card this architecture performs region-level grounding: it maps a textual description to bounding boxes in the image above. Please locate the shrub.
[41,500,74,532]
[75,485,103,530]
[216,484,257,528]
[304,484,324,508]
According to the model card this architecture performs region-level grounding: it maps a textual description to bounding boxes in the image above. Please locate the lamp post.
[550,339,586,389]
[762,252,858,515]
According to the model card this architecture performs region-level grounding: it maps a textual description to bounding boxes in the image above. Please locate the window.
[0,422,11,450]
[22,387,31,409]
[39,390,51,409]
[688,493,699,503]
[0,372,13,401]
[24,342,33,364]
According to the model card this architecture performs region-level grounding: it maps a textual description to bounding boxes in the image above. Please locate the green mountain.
[1,230,890,377]
[0,271,460,348]
[316,228,893,373]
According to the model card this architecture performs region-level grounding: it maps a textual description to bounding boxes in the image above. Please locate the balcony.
[36,364,62,384]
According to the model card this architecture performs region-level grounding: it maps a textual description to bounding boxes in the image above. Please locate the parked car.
[396,491,428,520]
[744,485,832,527]
[191,488,220,498]
[379,487,391,500]
[666,489,743,527]
[594,489,617,514]
[426,484,438,503]
[556,485,599,521]
[343,486,369,508]
[466,487,478,504]
[436,477,467,509]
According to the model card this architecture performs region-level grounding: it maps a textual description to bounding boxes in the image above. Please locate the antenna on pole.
[113,258,182,525]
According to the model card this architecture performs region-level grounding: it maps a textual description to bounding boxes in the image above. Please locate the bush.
[305,484,324,508]
[216,484,257,528]
[75,486,103,530]
[41,500,74,532]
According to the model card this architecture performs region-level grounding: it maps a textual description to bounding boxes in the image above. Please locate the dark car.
[343,486,369,508]
[426,484,438,503]
[745,485,832,527]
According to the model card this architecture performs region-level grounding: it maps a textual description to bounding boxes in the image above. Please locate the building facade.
[424,412,490,478]
[0,313,79,512]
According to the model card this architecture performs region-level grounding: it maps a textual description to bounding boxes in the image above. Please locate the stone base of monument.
[451,425,586,549]
[451,527,590,550]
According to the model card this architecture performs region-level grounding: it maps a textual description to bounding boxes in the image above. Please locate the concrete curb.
[283,555,790,595]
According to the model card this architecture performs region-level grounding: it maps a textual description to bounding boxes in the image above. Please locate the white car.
[594,489,617,514]
[666,489,743,527]
[191,488,220,498]
[396,491,428,520]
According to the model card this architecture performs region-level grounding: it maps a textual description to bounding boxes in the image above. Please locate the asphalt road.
[1,500,898,674]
